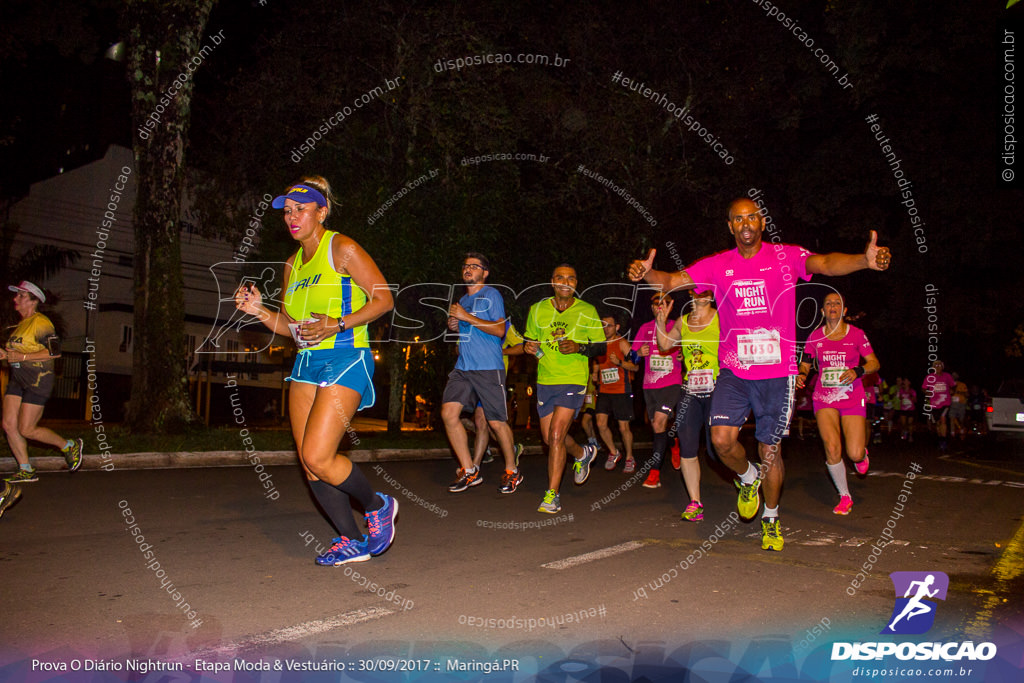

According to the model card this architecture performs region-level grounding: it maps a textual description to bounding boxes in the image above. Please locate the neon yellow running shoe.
[761,518,784,552]
[537,489,561,514]
[735,478,761,520]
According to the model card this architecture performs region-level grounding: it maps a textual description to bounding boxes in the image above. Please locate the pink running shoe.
[833,495,853,515]
[855,450,870,476]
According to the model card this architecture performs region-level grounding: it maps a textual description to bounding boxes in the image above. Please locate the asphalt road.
[1,434,1022,682]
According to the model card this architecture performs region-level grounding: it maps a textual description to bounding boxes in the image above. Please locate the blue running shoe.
[316,535,371,566]
[365,493,398,555]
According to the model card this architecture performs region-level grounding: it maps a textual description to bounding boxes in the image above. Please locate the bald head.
[728,197,760,218]
[726,198,765,248]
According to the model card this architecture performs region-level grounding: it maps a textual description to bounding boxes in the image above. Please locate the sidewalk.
[1,417,656,474]
[1,446,512,473]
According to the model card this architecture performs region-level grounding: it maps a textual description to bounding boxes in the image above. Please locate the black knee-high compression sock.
[652,431,669,472]
[334,463,382,512]
[309,480,361,539]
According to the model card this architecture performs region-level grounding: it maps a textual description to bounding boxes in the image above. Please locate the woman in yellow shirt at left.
[2,281,83,485]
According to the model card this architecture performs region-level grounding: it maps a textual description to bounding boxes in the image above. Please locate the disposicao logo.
[831,570,997,663]
[882,571,948,635]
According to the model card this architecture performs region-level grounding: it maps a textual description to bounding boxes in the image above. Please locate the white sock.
[739,462,758,485]
[763,505,779,520]
[827,461,850,497]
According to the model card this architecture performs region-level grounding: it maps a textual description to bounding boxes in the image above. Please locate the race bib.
[737,331,781,365]
[649,354,673,373]
[687,368,715,393]
[820,367,847,388]
[601,367,620,385]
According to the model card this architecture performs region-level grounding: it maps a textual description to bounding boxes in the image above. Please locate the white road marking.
[542,541,645,569]
[183,606,394,660]
[867,470,1024,489]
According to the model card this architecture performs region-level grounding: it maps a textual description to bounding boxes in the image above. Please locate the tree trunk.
[124,0,215,432]
[387,343,407,435]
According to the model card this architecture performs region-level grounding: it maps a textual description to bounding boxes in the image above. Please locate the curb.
[2,443,655,474]
[1,446,543,473]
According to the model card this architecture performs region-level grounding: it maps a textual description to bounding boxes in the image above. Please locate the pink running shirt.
[684,243,813,380]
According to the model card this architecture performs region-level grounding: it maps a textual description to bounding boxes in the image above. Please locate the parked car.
[986,379,1024,435]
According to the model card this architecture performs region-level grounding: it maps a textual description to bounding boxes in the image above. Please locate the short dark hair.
[600,309,629,330]
[465,252,490,271]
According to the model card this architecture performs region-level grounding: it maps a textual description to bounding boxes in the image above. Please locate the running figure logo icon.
[881,571,949,635]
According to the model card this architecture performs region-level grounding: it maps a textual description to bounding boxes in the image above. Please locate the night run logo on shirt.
[822,350,846,367]
[286,273,321,296]
[732,279,768,315]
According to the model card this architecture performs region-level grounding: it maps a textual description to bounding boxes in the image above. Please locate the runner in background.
[580,370,601,454]
[898,377,917,442]
[442,253,523,494]
[655,288,719,521]
[523,264,604,513]
[633,292,683,489]
[949,372,969,442]
[2,281,83,483]
[881,377,899,440]
[594,312,639,474]
[923,360,954,452]
[462,321,527,474]
[798,292,880,515]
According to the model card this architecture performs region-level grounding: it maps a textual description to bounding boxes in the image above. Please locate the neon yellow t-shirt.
[524,297,604,386]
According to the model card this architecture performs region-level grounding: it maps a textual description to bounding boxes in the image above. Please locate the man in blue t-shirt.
[442,253,523,494]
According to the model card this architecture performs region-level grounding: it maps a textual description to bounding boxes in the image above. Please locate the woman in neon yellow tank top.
[655,288,720,523]
[234,176,397,566]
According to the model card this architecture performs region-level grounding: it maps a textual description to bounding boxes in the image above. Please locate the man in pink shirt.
[629,197,891,551]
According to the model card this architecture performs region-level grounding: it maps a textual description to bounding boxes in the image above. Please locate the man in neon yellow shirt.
[524,264,606,513]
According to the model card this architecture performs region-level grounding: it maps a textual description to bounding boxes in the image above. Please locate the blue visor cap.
[271,184,328,209]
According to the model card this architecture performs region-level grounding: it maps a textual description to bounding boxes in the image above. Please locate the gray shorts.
[442,369,508,422]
